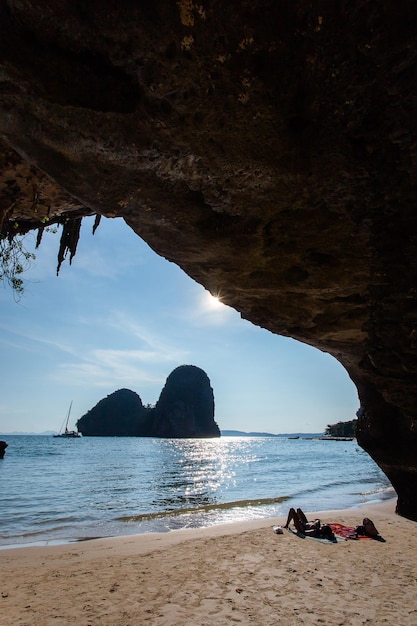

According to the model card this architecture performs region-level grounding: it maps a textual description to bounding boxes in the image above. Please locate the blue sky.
[0,216,359,434]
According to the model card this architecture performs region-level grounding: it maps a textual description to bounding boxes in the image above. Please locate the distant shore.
[3,496,417,625]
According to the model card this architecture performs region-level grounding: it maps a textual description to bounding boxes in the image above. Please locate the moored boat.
[53,401,81,438]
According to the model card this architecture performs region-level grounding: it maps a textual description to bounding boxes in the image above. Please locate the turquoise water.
[0,435,392,547]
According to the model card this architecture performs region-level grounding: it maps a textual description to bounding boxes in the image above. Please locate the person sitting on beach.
[284,507,335,540]
[354,517,383,540]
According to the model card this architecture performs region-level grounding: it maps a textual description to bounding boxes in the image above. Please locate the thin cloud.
[51,352,168,389]
[72,245,144,279]
[49,338,188,390]
[1,312,188,391]
[103,311,187,359]
[93,348,180,364]
[0,322,80,357]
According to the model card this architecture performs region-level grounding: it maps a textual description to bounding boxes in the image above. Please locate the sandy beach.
[1,499,416,625]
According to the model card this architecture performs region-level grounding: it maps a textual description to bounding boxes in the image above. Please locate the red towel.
[328,523,372,540]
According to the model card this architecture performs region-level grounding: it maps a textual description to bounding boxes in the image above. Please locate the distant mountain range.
[221,430,278,437]
[1,430,324,437]
[221,430,323,438]
[0,431,57,436]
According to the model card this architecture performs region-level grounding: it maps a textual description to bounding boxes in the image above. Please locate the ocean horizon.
[0,434,392,549]
[1,430,323,437]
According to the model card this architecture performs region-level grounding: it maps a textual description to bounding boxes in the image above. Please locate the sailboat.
[53,401,81,438]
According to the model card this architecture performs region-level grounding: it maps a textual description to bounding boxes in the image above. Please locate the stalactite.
[92,213,101,235]
[56,217,82,275]
[36,227,44,249]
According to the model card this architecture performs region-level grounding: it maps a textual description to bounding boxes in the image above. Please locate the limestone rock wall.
[152,365,219,438]
[76,367,219,438]
[76,389,146,437]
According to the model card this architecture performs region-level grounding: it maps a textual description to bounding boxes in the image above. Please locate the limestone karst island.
[76,365,220,439]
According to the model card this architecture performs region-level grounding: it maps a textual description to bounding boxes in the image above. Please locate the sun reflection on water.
[149,438,261,517]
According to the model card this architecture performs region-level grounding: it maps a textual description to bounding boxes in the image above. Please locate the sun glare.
[206,292,225,310]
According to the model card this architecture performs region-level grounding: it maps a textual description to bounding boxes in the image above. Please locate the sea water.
[0,435,392,548]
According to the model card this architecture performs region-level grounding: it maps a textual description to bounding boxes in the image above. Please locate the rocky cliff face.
[1,2,417,517]
[77,389,146,437]
[152,365,219,438]
[76,367,219,438]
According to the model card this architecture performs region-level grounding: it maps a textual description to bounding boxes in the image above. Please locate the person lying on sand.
[284,507,335,540]
[283,508,385,542]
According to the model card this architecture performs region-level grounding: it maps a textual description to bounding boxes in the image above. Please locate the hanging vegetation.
[1,213,102,295]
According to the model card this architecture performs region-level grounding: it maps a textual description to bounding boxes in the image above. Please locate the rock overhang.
[1,1,417,517]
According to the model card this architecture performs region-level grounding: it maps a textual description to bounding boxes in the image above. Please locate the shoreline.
[4,496,417,625]
[0,486,396,552]
[0,495,398,555]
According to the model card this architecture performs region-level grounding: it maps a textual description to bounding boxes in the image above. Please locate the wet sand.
[2,499,417,625]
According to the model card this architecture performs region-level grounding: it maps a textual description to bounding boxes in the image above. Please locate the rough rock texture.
[1,2,417,516]
[76,367,219,438]
[77,389,146,437]
[152,365,219,438]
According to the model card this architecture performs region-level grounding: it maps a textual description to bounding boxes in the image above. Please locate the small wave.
[0,528,53,542]
[115,495,290,523]
[360,485,395,498]
[293,478,355,498]
[292,472,388,500]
